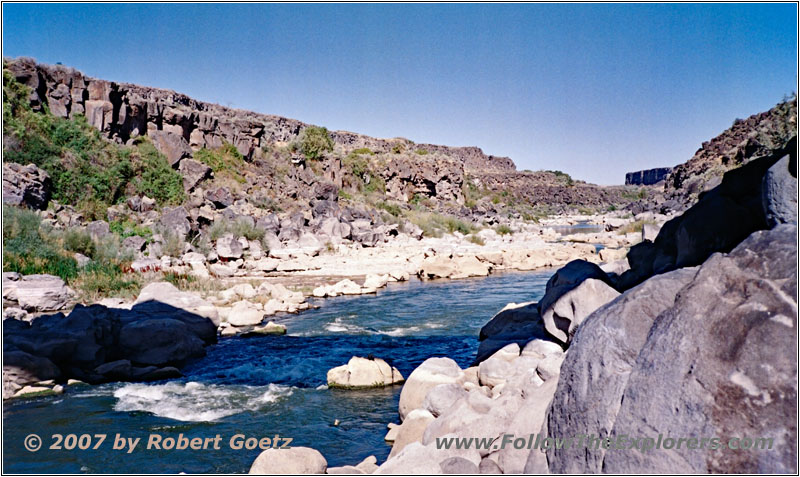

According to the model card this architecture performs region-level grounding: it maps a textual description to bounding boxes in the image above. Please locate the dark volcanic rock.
[625,167,672,185]
[2,163,52,210]
[545,225,797,473]
[617,141,797,290]
[3,301,216,389]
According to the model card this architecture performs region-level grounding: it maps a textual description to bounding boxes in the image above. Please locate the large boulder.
[249,447,327,474]
[226,301,264,327]
[618,143,797,290]
[327,356,404,388]
[546,225,797,473]
[149,130,192,167]
[475,302,552,364]
[398,357,464,421]
[2,163,51,209]
[388,409,436,458]
[537,260,612,315]
[543,267,699,473]
[134,282,219,326]
[540,278,620,345]
[118,318,206,367]
[762,153,797,226]
[158,206,191,240]
[178,158,212,191]
[216,234,243,260]
[2,273,73,312]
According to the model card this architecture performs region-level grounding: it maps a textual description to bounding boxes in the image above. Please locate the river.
[3,270,552,473]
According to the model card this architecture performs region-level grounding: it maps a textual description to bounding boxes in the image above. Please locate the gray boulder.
[2,274,73,312]
[216,234,243,260]
[543,267,698,473]
[87,220,110,240]
[149,130,192,167]
[205,187,233,209]
[158,206,191,240]
[540,278,620,345]
[122,235,147,253]
[249,447,327,474]
[547,225,797,473]
[476,302,552,364]
[178,158,212,191]
[2,163,51,210]
[762,153,797,226]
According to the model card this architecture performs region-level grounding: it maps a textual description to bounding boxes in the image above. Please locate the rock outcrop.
[4,57,516,174]
[3,289,218,395]
[545,224,797,473]
[2,273,73,312]
[2,162,52,210]
[625,167,672,185]
[617,140,797,290]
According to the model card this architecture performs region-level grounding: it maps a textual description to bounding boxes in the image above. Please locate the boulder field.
[304,142,796,474]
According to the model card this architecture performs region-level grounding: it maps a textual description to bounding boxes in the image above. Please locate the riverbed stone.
[249,447,327,474]
[327,356,404,388]
[399,357,465,421]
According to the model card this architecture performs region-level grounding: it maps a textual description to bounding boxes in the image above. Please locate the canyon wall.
[4,57,515,173]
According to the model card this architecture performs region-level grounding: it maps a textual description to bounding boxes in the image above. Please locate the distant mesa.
[625,167,672,186]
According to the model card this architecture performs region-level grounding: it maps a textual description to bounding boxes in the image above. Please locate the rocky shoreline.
[242,139,796,473]
[3,210,659,397]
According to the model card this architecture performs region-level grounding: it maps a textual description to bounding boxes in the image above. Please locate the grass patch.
[496,224,513,236]
[616,219,657,235]
[402,210,478,238]
[207,216,265,242]
[194,142,247,184]
[109,218,152,239]
[467,234,485,245]
[3,207,139,300]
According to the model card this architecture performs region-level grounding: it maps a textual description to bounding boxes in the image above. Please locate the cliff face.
[664,97,797,205]
[3,57,515,173]
[624,167,671,185]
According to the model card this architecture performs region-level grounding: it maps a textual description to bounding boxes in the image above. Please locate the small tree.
[298,126,334,160]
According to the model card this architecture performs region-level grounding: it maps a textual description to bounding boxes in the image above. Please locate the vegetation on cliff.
[2,68,184,220]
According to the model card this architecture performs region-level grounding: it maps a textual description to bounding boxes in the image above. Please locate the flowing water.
[3,270,551,473]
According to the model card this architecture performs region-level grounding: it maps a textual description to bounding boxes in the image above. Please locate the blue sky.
[3,3,797,184]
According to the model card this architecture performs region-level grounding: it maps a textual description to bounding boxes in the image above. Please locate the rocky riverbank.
[242,132,796,473]
[3,209,659,397]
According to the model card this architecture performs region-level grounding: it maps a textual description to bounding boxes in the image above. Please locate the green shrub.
[194,142,247,183]
[298,126,333,160]
[131,142,185,205]
[351,147,373,155]
[391,143,405,154]
[62,229,96,258]
[3,207,79,280]
[496,224,513,235]
[342,152,385,195]
[109,219,152,239]
[376,201,402,217]
[416,149,428,155]
[160,229,186,258]
[2,69,187,218]
[467,234,485,245]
